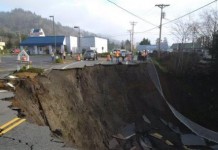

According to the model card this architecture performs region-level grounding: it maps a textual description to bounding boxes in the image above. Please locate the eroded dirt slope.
[13,64,181,149]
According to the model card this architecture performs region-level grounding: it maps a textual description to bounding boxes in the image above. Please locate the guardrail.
[147,58,218,143]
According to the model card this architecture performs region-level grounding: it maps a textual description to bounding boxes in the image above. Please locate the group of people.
[110,50,130,63]
[50,50,66,62]
[137,50,148,61]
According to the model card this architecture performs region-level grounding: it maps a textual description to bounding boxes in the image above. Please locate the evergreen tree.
[139,38,150,45]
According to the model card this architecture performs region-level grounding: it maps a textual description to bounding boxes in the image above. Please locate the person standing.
[63,51,66,59]
[121,51,125,61]
[110,51,113,62]
[116,50,120,63]
[51,51,55,62]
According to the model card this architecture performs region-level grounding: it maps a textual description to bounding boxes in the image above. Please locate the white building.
[29,28,45,37]
[66,36,78,53]
[20,35,77,54]
[80,36,108,53]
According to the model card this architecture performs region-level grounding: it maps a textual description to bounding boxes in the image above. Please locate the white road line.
[61,61,81,69]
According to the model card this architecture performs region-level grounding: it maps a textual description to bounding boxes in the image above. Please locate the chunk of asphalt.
[139,136,152,149]
[181,134,206,146]
[120,123,135,140]
[0,90,14,100]
[142,115,151,124]
[113,123,136,140]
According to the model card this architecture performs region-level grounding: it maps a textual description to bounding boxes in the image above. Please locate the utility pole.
[130,21,137,52]
[155,4,170,56]
[128,30,132,51]
[49,16,56,53]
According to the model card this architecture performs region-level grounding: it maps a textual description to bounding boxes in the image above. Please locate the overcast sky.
[1,0,217,45]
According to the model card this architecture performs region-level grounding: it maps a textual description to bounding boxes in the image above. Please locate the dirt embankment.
[159,67,218,132]
[13,64,180,149]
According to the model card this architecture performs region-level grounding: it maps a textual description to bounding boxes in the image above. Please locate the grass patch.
[55,58,64,63]
[18,66,44,74]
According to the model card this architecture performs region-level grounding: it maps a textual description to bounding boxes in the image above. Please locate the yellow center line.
[0,117,26,136]
[0,117,20,129]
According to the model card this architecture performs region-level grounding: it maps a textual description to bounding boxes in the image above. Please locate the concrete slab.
[142,115,151,124]
[181,134,206,146]
[120,123,135,139]
[113,123,135,140]
[139,136,152,149]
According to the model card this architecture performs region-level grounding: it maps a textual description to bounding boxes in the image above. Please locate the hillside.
[0,8,120,50]
[0,8,95,37]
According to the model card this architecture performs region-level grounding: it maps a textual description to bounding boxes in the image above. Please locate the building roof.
[20,36,65,46]
[171,43,202,49]
[137,45,157,52]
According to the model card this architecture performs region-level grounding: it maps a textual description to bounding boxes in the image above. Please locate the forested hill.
[0,8,96,37]
[0,8,120,50]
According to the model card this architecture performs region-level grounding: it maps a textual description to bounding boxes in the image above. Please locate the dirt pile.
[13,64,182,149]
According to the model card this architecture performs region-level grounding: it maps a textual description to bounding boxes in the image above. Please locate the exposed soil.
[7,63,217,149]
[159,66,218,132]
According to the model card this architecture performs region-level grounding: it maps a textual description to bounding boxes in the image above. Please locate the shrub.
[55,58,63,63]
[18,66,44,74]
[101,52,110,57]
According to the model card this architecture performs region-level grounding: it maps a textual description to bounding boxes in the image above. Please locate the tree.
[121,40,125,49]
[198,8,218,58]
[125,40,131,51]
[139,38,150,45]
[161,37,169,51]
[212,32,218,68]
[171,19,193,72]
[171,19,193,45]
[5,37,12,49]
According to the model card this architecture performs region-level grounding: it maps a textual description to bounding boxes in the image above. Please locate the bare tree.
[171,19,192,44]
[199,9,218,41]
[198,8,218,59]
[171,19,192,72]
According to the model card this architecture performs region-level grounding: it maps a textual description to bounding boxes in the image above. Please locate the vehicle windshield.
[86,50,94,53]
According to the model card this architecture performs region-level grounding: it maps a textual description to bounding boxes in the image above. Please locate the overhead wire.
[162,0,218,26]
[107,0,218,38]
[106,0,158,27]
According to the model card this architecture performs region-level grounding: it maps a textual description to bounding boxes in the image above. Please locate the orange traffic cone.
[107,55,111,61]
[77,54,81,61]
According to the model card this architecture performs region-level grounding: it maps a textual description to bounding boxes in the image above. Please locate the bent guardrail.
[147,59,218,143]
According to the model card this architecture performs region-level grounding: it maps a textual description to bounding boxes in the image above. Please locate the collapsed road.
[1,60,218,150]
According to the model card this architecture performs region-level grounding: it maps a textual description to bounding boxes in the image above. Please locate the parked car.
[83,50,97,60]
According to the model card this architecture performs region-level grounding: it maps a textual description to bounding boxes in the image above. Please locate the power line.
[136,0,218,34]
[162,0,218,26]
[107,0,218,39]
[106,0,158,27]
